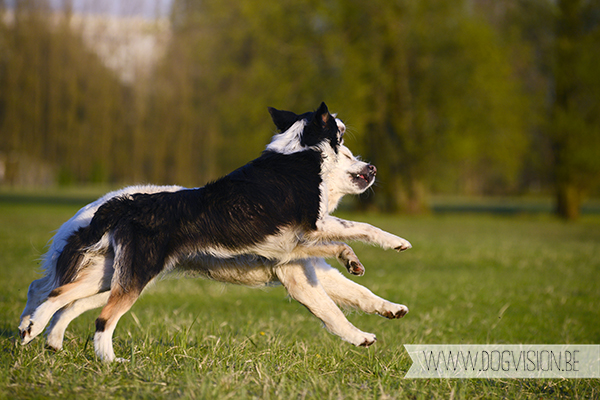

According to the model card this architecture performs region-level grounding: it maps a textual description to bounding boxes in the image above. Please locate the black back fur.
[56,103,339,289]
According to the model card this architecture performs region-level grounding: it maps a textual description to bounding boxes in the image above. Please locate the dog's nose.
[368,165,377,176]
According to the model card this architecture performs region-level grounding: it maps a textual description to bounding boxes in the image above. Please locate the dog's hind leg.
[93,236,166,362]
[19,275,55,336]
[22,281,103,345]
[46,292,110,351]
[275,259,377,347]
[94,282,151,362]
[22,256,112,345]
[45,256,114,350]
[312,258,408,319]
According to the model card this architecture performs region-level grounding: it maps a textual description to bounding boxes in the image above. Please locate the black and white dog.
[19,103,411,362]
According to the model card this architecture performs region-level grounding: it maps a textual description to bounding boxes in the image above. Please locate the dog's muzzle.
[352,164,377,190]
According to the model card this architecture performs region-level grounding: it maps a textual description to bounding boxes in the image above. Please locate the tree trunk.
[556,182,581,220]
[383,173,429,214]
[552,0,583,220]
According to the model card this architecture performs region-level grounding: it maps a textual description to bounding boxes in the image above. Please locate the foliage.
[488,0,600,218]
[326,0,531,211]
[0,2,130,183]
[0,0,599,217]
[551,0,600,219]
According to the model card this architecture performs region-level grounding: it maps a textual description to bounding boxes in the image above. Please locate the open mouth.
[350,164,376,188]
[354,173,371,184]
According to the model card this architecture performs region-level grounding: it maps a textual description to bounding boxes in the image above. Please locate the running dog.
[19,102,411,362]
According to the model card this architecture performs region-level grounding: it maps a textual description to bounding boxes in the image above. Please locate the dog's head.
[267,102,342,155]
[267,102,377,212]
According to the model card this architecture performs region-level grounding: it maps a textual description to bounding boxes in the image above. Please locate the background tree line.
[1,0,599,218]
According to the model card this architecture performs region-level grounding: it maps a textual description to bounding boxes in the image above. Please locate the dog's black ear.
[268,107,299,132]
[313,102,330,127]
[301,102,337,148]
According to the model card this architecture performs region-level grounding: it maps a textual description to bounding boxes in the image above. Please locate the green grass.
[1,193,599,399]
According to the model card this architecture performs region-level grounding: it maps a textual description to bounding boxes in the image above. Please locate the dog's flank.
[19,102,411,362]
[59,150,324,290]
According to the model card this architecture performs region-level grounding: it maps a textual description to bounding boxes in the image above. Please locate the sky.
[5,0,173,18]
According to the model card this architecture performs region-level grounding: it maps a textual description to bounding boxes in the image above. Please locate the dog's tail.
[55,197,129,286]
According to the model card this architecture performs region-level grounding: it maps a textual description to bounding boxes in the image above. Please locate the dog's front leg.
[291,242,365,276]
[275,260,377,347]
[313,216,412,251]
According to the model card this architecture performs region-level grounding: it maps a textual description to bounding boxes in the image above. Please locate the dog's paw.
[337,246,365,276]
[18,317,31,336]
[357,333,377,347]
[27,321,46,342]
[46,333,64,351]
[392,237,412,252]
[45,343,60,352]
[380,232,412,252]
[347,260,365,276]
[20,323,35,345]
[379,303,409,319]
[343,328,377,347]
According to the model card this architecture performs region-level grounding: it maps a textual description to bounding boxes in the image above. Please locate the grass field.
[0,191,599,399]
